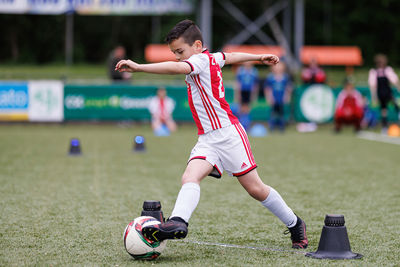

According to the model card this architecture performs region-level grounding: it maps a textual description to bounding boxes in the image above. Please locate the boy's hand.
[115,60,139,73]
[260,54,279,65]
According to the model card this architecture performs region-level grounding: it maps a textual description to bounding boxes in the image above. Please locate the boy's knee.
[246,185,269,201]
[181,171,201,185]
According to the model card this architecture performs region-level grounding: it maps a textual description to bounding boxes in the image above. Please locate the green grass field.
[1,123,399,266]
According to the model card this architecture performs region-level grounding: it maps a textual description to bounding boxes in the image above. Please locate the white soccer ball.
[123,216,167,260]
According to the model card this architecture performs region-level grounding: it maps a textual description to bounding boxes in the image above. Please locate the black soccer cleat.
[285,216,308,249]
[142,217,188,242]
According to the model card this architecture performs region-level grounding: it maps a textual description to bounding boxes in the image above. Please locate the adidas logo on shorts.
[241,162,248,169]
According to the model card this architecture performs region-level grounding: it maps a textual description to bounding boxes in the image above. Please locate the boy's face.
[169,37,202,61]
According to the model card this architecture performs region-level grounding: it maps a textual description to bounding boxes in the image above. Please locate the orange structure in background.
[145,44,363,66]
[301,46,363,66]
[145,44,176,62]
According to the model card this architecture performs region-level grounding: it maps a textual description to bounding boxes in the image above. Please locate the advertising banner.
[64,84,157,120]
[64,84,235,121]
[0,0,194,14]
[27,0,69,15]
[293,85,400,123]
[28,81,64,122]
[0,0,28,14]
[298,84,336,123]
[74,0,194,15]
[0,82,29,121]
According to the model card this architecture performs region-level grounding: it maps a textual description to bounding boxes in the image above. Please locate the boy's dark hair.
[165,20,203,45]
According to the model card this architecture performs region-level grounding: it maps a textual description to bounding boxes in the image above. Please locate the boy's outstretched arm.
[115,59,191,75]
[225,53,279,66]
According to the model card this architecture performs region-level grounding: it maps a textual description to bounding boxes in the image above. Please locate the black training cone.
[133,135,146,152]
[306,214,363,260]
[69,138,81,155]
[141,200,165,222]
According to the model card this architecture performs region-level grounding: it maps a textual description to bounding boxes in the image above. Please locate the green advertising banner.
[64,84,235,121]
[293,85,400,123]
[64,84,399,122]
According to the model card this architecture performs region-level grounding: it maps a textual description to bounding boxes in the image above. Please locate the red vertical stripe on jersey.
[194,75,222,128]
[194,75,221,128]
[185,81,204,134]
[235,124,252,165]
[237,123,255,165]
[191,76,216,130]
[205,51,239,125]
[234,124,255,166]
[159,98,165,120]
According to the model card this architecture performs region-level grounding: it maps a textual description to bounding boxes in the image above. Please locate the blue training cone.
[249,123,268,137]
[154,124,170,136]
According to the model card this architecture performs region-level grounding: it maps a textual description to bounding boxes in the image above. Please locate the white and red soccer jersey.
[184,50,239,135]
[148,96,175,121]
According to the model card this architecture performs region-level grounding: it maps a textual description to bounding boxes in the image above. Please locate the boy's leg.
[151,117,162,131]
[165,118,177,132]
[237,169,308,249]
[142,159,213,242]
[170,159,213,220]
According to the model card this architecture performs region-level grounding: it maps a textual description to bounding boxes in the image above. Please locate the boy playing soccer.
[115,20,308,249]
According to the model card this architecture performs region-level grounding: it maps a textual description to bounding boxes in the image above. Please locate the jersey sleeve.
[213,52,226,68]
[368,69,377,89]
[148,97,157,115]
[184,54,209,75]
[386,67,399,84]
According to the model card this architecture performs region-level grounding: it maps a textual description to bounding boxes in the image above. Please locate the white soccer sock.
[170,182,200,223]
[261,187,297,228]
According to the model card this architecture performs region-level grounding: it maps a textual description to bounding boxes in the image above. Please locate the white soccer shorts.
[188,123,257,177]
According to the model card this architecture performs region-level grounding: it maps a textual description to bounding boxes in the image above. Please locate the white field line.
[173,239,307,255]
[357,131,400,145]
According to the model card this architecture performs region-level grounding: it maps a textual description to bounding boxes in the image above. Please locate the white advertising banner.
[0,0,28,14]
[28,81,64,122]
[0,0,194,14]
[28,0,70,15]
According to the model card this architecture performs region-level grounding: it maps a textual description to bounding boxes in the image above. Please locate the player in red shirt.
[115,20,308,249]
[334,80,364,132]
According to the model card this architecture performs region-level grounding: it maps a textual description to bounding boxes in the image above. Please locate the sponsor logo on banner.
[0,82,29,121]
[28,81,64,122]
[300,84,335,123]
[64,94,152,110]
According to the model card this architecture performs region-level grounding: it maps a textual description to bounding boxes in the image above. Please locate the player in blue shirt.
[235,62,259,129]
[264,63,292,132]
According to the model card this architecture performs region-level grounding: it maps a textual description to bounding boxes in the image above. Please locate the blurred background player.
[334,79,364,133]
[264,62,292,132]
[148,87,177,135]
[234,61,259,130]
[361,95,378,129]
[108,46,132,83]
[368,53,400,132]
[301,58,326,84]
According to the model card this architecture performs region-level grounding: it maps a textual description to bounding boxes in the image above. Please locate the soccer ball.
[123,216,167,260]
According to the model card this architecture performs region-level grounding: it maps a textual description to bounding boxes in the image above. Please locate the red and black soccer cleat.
[286,216,308,249]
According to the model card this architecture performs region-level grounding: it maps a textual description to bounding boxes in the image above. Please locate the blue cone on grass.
[133,135,146,152]
[249,123,268,137]
[69,138,81,155]
[154,124,170,136]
